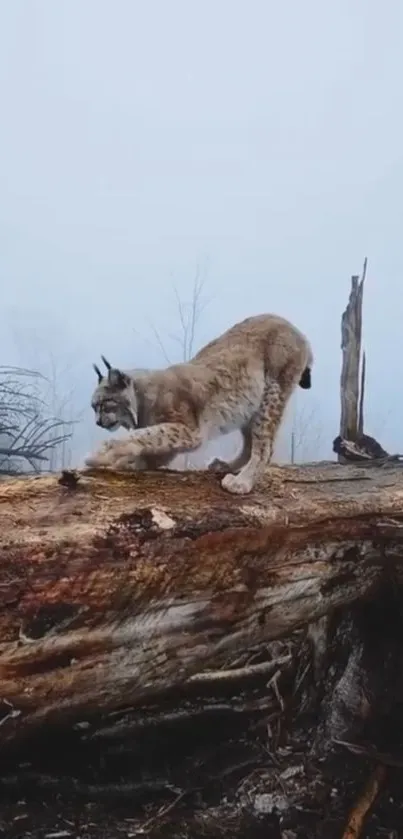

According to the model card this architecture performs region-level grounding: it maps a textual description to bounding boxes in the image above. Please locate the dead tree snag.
[334,259,399,465]
[339,259,367,454]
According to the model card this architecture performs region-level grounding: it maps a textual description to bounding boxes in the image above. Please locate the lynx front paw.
[109,453,146,471]
[85,438,139,469]
[221,472,254,495]
[85,454,109,468]
[85,441,114,468]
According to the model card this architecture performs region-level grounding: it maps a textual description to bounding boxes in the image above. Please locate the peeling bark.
[1,462,403,745]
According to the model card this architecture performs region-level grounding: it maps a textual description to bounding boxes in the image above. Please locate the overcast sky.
[1,0,403,464]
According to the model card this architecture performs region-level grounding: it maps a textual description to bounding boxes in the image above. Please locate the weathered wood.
[337,262,393,465]
[339,259,366,451]
[358,350,366,436]
[1,462,403,745]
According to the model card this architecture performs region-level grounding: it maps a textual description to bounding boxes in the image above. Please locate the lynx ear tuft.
[93,363,102,383]
[101,355,112,371]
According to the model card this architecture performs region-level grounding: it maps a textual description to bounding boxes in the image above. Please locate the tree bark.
[339,259,366,452]
[1,462,403,746]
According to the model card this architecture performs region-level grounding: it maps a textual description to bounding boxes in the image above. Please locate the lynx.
[85,314,313,495]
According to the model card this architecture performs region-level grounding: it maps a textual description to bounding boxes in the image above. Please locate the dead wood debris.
[187,655,292,685]
[2,608,403,839]
[341,764,387,839]
[58,469,80,489]
[333,435,403,467]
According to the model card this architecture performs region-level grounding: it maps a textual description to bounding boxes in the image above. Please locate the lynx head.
[91,356,138,431]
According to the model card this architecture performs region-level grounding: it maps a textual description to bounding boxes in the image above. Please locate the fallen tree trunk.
[1,461,403,746]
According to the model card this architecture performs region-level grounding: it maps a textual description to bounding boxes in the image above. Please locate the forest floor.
[1,627,403,839]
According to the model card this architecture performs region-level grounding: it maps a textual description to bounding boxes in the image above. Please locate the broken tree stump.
[339,259,366,451]
[1,463,403,747]
[336,260,395,465]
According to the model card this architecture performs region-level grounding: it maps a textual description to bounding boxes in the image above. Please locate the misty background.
[1,0,402,472]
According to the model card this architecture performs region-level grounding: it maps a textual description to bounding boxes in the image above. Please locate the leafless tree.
[147,263,209,366]
[132,263,213,470]
[0,366,74,476]
[37,352,83,472]
[161,266,209,467]
[6,323,84,471]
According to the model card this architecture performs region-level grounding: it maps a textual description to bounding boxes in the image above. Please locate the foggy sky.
[1,0,403,464]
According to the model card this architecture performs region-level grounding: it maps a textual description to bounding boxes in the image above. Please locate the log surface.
[1,462,403,744]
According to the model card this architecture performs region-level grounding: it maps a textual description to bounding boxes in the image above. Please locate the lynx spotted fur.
[86,314,313,495]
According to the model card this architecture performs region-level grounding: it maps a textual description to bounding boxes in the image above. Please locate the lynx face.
[91,367,138,432]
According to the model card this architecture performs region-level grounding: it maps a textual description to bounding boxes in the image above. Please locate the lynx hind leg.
[221,379,289,495]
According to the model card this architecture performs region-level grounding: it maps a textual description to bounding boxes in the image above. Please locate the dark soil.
[2,721,403,839]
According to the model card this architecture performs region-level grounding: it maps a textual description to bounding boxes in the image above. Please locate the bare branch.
[186,265,206,360]
[172,284,189,360]
[147,321,172,366]
[143,262,211,369]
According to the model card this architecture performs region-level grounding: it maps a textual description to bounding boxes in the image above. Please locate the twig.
[138,788,189,834]
[341,763,386,839]
[188,655,291,684]
[266,669,285,711]
[292,658,311,697]
[147,321,172,366]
